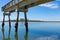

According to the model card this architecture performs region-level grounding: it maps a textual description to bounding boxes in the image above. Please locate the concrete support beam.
[15,9,19,32]
[24,11,28,32]
[8,13,11,36]
[2,12,11,34]
[8,13,11,28]
[2,13,5,28]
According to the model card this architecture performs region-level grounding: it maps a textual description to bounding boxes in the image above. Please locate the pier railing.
[2,0,23,11]
[2,0,53,12]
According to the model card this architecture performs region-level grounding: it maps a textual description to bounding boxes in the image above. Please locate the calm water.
[0,22,60,40]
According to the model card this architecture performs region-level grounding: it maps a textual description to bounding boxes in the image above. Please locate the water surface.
[0,22,60,40]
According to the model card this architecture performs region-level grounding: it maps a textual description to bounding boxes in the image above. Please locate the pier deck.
[2,0,53,12]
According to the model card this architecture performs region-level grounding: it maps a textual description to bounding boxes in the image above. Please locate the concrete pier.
[2,0,53,32]
[24,11,28,32]
[2,13,5,27]
[15,9,19,32]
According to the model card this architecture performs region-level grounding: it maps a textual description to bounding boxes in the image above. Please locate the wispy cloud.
[39,3,59,8]
[56,0,60,1]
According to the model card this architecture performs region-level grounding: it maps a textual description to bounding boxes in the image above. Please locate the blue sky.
[0,0,60,21]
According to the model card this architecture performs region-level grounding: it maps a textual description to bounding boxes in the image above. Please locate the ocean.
[0,22,60,40]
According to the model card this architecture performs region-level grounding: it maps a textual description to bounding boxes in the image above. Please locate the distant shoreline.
[0,20,60,22]
[1,18,60,22]
[0,20,44,22]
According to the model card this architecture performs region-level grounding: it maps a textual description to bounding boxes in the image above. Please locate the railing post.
[24,11,28,32]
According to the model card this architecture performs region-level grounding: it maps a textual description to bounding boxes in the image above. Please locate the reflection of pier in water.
[2,23,28,40]
[1,0,53,32]
[2,24,58,40]
[2,22,11,40]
